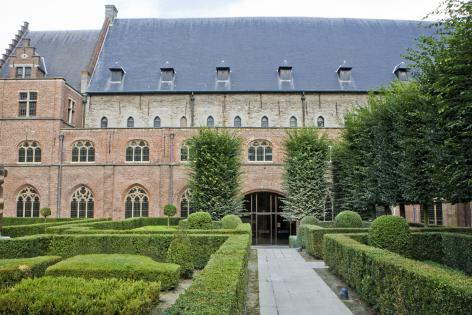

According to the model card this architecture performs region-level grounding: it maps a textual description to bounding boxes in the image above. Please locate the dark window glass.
[16,197,24,217]
[338,69,351,81]
[24,67,32,78]
[154,116,161,128]
[127,117,134,128]
[261,116,269,128]
[18,147,26,162]
[290,116,297,128]
[207,116,214,127]
[89,147,95,162]
[125,197,133,218]
[16,67,23,78]
[317,116,325,128]
[26,147,34,162]
[19,102,27,116]
[34,147,41,163]
[161,69,174,82]
[279,68,292,81]
[110,69,123,82]
[248,147,255,161]
[80,147,87,162]
[101,117,108,128]
[142,147,149,161]
[217,68,230,81]
[234,116,241,127]
[29,101,36,116]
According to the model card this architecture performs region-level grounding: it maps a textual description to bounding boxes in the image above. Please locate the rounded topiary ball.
[188,211,213,230]
[334,211,363,228]
[166,229,194,278]
[368,215,411,255]
[221,214,242,229]
[300,215,319,226]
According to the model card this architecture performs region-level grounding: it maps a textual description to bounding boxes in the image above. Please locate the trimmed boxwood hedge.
[1,217,76,226]
[1,218,106,237]
[46,254,180,290]
[0,255,62,288]
[368,215,411,255]
[0,276,160,315]
[0,233,227,269]
[324,234,472,315]
[166,234,251,315]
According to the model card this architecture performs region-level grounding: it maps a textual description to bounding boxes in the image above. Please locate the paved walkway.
[257,247,353,315]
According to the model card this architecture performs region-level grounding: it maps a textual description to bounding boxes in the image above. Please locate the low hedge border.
[0,255,62,288]
[324,233,472,315]
[1,218,107,237]
[410,232,472,275]
[166,233,251,315]
[46,254,180,290]
[1,217,77,226]
[0,276,160,314]
[45,217,181,234]
[0,233,228,269]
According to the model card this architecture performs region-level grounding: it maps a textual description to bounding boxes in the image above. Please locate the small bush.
[334,211,362,228]
[188,211,213,230]
[164,204,177,227]
[0,276,160,315]
[0,256,62,288]
[40,207,51,222]
[368,215,411,255]
[221,214,242,229]
[46,254,180,290]
[178,219,189,229]
[300,215,319,225]
[166,229,194,278]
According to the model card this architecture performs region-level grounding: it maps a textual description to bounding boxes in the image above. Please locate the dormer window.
[160,67,175,90]
[393,63,410,81]
[110,68,124,83]
[16,66,32,79]
[278,64,294,90]
[215,66,230,90]
[337,63,352,82]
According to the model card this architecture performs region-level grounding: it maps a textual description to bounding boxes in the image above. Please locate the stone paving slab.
[257,247,353,315]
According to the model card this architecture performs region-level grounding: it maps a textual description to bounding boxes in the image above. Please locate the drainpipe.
[301,92,306,127]
[56,133,64,218]
[190,92,195,127]
[168,133,175,206]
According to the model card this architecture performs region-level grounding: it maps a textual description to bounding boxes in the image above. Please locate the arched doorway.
[243,191,296,245]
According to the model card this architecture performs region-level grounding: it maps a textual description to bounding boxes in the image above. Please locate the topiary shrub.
[163,204,177,227]
[221,214,242,229]
[300,215,319,226]
[368,215,411,255]
[188,211,212,230]
[40,208,51,223]
[334,211,362,228]
[166,229,194,278]
[178,219,189,229]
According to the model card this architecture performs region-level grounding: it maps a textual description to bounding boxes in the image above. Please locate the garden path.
[257,247,353,315]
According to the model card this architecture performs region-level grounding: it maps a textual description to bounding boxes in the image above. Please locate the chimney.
[105,5,118,23]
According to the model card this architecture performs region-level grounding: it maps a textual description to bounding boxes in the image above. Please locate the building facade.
[0,5,469,244]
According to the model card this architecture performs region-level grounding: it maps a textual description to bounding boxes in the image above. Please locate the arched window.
[101,117,108,128]
[234,116,241,127]
[125,140,149,162]
[72,141,95,162]
[18,141,41,163]
[70,186,94,218]
[261,116,269,128]
[317,116,325,128]
[180,116,187,128]
[207,116,214,127]
[248,140,273,162]
[180,189,194,218]
[180,144,190,161]
[16,186,40,217]
[290,116,297,128]
[127,117,134,128]
[154,116,161,128]
[125,186,149,218]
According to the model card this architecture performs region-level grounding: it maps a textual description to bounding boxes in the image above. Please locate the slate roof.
[88,17,431,93]
[1,30,100,91]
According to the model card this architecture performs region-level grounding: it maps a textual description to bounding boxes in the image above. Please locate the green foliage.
[300,215,319,225]
[0,256,62,288]
[281,128,330,221]
[166,229,194,278]
[300,224,368,258]
[163,204,177,226]
[0,276,160,315]
[187,128,244,219]
[178,219,189,229]
[1,217,75,226]
[166,234,251,315]
[0,235,52,259]
[46,254,180,290]
[334,211,363,228]
[40,207,51,221]
[368,215,411,255]
[324,233,472,315]
[188,211,213,230]
[221,214,242,229]
[2,218,105,237]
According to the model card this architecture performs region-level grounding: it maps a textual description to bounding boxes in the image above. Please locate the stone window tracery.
[16,186,40,217]
[72,141,95,162]
[125,140,150,162]
[125,186,149,218]
[70,186,94,218]
[248,140,273,162]
[18,141,41,163]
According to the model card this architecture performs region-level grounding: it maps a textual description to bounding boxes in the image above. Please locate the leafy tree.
[281,128,330,221]
[187,128,243,220]
[40,207,51,223]
[407,0,472,203]
[163,204,177,227]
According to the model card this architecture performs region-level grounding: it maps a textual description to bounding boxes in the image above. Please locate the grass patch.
[46,254,180,290]
[0,256,62,288]
[0,276,160,315]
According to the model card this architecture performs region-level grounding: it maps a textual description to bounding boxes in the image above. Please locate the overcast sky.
[0,0,444,54]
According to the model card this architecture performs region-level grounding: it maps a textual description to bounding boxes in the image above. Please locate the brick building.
[1,5,469,244]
